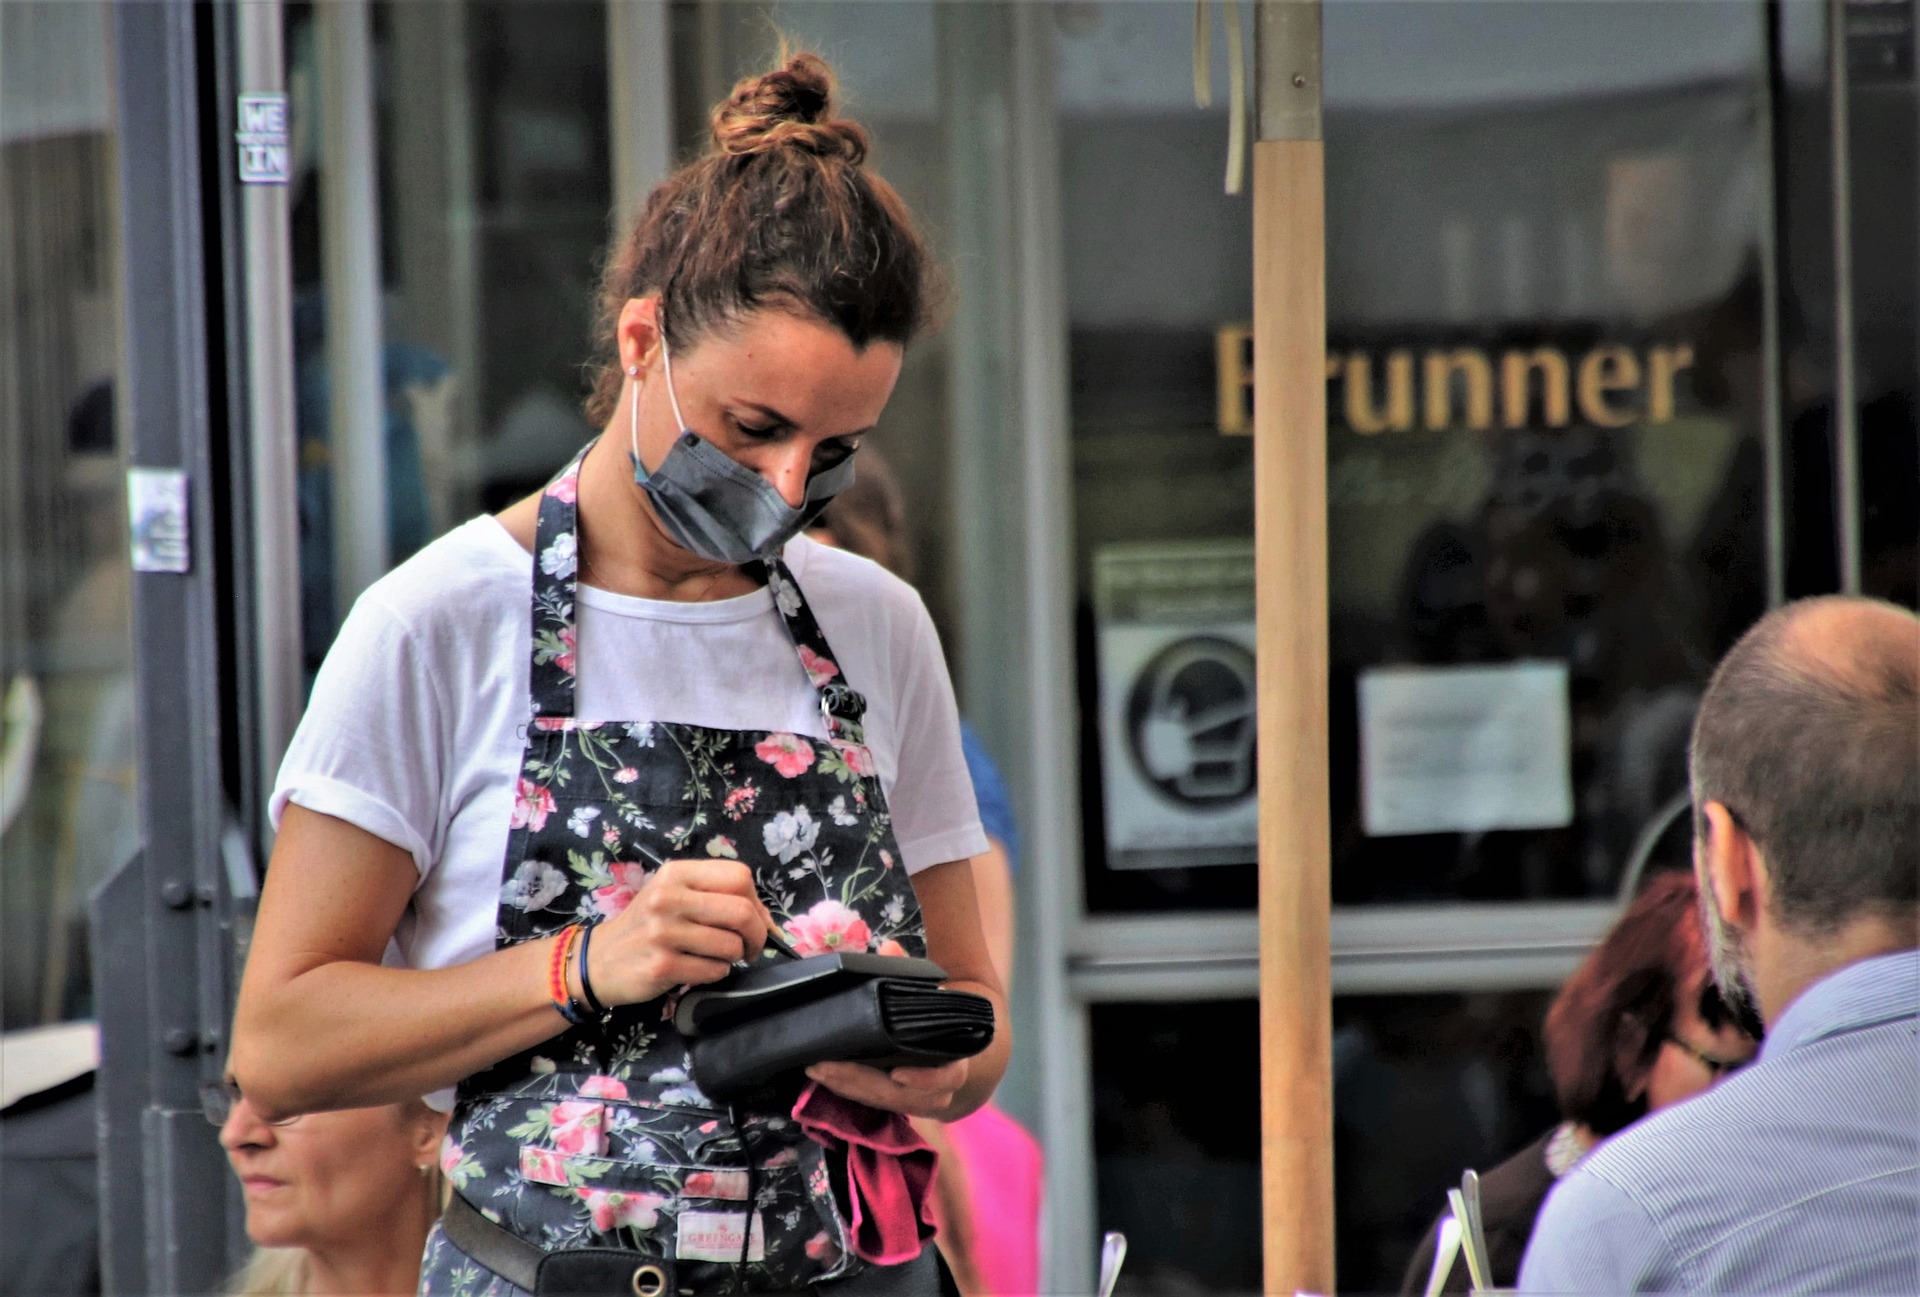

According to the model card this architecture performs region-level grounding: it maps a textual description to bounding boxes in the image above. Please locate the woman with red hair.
[1400,872,1756,1293]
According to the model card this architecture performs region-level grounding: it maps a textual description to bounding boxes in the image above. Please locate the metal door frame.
[95,2,258,1290]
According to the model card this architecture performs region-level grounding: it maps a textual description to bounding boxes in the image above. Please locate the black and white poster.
[1094,541,1258,870]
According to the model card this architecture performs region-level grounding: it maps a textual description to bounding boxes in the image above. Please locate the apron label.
[677,1210,766,1262]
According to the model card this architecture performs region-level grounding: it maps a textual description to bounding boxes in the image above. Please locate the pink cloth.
[945,1104,1044,1297]
[792,1082,939,1266]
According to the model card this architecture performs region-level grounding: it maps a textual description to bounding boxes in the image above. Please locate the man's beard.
[1700,869,1768,1039]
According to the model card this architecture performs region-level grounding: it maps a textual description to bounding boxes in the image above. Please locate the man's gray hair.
[1689,596,1919,933]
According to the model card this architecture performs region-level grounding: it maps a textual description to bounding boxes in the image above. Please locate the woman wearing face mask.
[213,1081,448,1295]
[230,51,1005,1296]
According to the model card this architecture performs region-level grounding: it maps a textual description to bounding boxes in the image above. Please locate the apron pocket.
[514,1150,802,1264]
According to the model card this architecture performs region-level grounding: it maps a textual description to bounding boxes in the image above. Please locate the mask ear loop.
[632,326,691,483]
[658,328,690,431]
[627,361,644,475]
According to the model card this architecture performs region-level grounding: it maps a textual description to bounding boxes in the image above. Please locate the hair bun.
[711,51,868,165]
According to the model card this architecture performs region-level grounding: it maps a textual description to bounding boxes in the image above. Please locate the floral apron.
[420,451,928,1295]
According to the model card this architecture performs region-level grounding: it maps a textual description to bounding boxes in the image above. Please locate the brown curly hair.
[583,50,934,428]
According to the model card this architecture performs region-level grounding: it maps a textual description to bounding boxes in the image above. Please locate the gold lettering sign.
[1215,324,1696,435]
[1218,324,1255,436]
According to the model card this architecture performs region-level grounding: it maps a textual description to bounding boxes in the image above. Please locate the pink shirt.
[946,1104,1045,1295]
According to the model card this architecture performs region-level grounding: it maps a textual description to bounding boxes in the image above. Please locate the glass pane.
[1,0,130,1026]
[1844,62,1917,609]
[1333,992,1559,1292]
[1059,2,1260,914]
[293,0,612,672]
[1089,994,1557,1295]
[1323,1,1772,905]
[1065,1,1775,912]
[1089,1000,1263,1294]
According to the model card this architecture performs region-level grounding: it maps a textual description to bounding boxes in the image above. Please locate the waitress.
[232,52,1006,1296]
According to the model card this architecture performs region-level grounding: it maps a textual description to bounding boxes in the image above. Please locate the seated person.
[1521,595,1920,1292]
[211,1078,447,1295]
[1399,872,1755,1293]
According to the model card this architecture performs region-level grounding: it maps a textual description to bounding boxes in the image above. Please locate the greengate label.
[675,1210,766,1263]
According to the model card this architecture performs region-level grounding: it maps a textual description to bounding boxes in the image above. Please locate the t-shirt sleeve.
[885,598,989,874]
[960,720,1020,872]
[270,593,446,879]
[1517,1166,1676,1293]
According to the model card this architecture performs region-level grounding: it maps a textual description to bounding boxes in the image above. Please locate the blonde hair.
[228,1249,308,1297]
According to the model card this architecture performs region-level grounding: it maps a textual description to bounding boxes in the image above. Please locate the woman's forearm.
[934,977,1011,1121]
[231,936,568,1121]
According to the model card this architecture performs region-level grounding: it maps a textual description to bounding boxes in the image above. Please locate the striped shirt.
[1518,949,1920,1294]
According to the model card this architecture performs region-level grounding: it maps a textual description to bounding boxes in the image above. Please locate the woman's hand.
[803,1059,969,1118]
[584,858,769,1006]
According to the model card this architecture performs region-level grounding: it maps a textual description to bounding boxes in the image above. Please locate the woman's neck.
[574,429,758,602]
[299,1185,438,1296]
[303,1229,429,1295]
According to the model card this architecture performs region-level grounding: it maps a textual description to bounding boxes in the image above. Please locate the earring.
[627,365,639,377]
[417,1162,432,1177]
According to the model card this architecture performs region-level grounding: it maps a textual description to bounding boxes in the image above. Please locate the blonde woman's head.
[220,1092,447,1295]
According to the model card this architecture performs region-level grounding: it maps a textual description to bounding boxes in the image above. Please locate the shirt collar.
[1760,948,1920,1061]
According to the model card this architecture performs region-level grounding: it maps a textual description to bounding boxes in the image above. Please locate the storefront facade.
[4,1,1914,1291]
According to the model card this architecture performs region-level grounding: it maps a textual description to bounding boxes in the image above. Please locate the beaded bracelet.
[576,918,610,1017]
[548,924,587,1027]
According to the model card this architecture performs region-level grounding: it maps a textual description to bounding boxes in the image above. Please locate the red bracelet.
[548,925,586,1026]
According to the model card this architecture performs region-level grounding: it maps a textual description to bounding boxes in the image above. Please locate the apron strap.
[758,556,869,746]
[527,447,590,719]
[527,444,868,742]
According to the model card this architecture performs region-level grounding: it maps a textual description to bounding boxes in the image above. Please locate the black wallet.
[673,950,995,1101]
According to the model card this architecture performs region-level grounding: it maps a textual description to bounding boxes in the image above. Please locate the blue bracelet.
[577,918,610,1018]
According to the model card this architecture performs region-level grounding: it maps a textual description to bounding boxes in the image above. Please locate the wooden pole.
[1252,3,1333,1294]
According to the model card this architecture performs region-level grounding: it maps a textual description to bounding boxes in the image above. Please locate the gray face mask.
[628,331,857,564]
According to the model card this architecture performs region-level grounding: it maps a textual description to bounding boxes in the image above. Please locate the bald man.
[1520,596,1920,1293]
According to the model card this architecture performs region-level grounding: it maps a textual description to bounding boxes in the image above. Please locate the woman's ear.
[407,1102,450,1166]
[617,296,663,375]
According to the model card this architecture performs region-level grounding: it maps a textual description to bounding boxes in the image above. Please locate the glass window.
[1088,993,1556,1294]
[1065,0,1776,911]
[1,0,130,1026]
[1322,1,1772,906]
[1089,1000,1263,1294]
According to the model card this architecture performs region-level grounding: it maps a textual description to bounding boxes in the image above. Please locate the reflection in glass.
[1,0,131,1027]
[1332,993,1557,1293]
[290,0,612,673]
[1056,0,1778,909]
[1059,1,1260,915]
[1324,6,1772,905]
[1088,994,1557,1295]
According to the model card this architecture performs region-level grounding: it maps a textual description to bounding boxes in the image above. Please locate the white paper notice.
[1358,660,1573,837]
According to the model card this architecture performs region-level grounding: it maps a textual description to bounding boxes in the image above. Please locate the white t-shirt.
[271,518,987,984]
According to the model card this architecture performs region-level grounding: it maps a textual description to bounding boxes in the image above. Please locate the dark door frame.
[95,2,252,1290]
